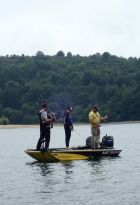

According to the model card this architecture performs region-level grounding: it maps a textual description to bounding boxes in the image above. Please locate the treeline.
[0,51,140,124]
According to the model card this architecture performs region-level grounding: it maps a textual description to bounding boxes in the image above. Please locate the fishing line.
[73,129,85,142]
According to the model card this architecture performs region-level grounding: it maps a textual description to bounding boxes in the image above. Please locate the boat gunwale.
[25,148,122,154]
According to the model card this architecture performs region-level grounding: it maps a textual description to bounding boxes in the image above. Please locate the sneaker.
[40,147,47,152]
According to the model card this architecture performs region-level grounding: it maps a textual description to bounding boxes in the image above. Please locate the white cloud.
[0,0,140,57]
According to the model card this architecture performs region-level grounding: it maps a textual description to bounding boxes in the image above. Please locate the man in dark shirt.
[63,106,73,148]
[36,103,52,150]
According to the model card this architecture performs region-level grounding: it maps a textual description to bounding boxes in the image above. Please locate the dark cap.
[92,105,99,110]
[67,106,73,111]
[41,103,47,108]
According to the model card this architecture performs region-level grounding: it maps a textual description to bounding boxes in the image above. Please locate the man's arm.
[100,115,108,121]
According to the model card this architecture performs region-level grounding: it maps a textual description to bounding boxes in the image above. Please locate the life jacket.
[38,109,51,127]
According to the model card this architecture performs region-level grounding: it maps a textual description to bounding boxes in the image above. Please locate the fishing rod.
[73,128,85,142]
[40,94,46,105]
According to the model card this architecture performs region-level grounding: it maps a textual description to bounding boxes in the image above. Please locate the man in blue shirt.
[63,106,73,148]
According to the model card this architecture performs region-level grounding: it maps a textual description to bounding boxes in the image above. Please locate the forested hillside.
[0,51,140,124]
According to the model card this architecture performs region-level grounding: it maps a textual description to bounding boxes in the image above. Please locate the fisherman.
[36,103,53,151]
[88,105,108,149]
[63,106,73,148]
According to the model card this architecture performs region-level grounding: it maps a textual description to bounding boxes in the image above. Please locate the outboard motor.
[100,134,114,148]
[85,135,114,149]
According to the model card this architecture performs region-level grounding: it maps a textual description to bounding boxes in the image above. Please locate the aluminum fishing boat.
[25,135,121,162]
[25,147,121,162]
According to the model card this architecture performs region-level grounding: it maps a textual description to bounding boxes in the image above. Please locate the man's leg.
[45,128,50,149]
[64,125,71,147]
[36,126,44,150]
[95,127,101,149]
[91,126,98,149]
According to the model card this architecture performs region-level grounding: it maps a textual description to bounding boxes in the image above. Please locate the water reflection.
[61,161,74,172]
[26,157,117,179]
[26,161,54,176]
[61,161,75,182]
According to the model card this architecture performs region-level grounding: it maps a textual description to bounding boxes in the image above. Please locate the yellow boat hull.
[25,148,121,162]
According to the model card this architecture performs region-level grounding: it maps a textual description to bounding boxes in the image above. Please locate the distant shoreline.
[0,121,140,129]
[0,125,39,129]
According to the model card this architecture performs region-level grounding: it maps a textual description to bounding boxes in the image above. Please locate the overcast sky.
[0,0,140,58]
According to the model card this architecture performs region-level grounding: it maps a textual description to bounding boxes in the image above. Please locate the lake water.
[0,123,140,205]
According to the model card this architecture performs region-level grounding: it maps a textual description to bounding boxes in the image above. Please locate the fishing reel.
[47,112,57,128]
[48,112,57,122]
